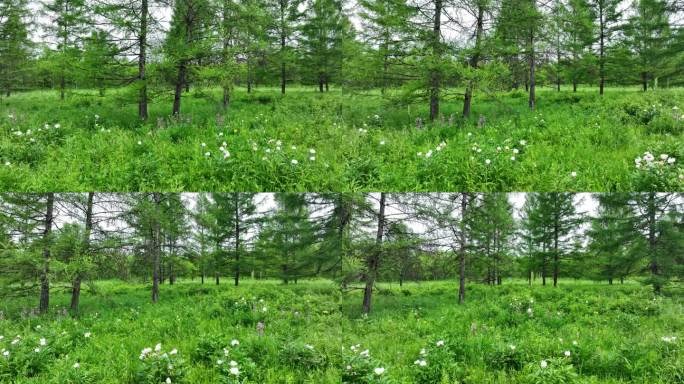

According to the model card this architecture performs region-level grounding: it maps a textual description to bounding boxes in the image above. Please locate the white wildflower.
[374,367,385,375]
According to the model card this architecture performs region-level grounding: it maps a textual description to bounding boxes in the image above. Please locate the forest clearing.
[341,280,683,384]
[0,280,342,383]
[1,192,683,383]
[1,87,683,191]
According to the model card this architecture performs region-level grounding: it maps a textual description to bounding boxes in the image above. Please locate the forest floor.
[341,280,684,383]
[0,86,682,191]
[1,280,682,383]
[0,279,342,383]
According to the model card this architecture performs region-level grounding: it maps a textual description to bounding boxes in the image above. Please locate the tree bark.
[429,0,442,121]
[463,4,484,119]
[363,193,385,314]
[39,193,54,314]
[280,0,287,95]
[234,193,240,287]
[528,32,536,110]
[138,0,148,120]
[172,61,187,116]
[458,193,469,304]
[599,4,605,96]
[151,193,161,303]
[641,72,648,92]
[71,192,93,314]
[647,192,660,293]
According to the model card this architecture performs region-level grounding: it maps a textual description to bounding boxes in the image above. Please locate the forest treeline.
[0,193,682,315]
[0,0,683,119]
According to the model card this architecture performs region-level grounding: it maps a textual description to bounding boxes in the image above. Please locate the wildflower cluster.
[632,150,683,189]
[410,339,455,383]
[214,339,257,384]
[342,344,389,384]
[0,328,92,379]
[135,343,186,384]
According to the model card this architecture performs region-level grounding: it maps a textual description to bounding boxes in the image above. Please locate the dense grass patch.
[341,280,684,384]
[0,279,341,383]
[1,86,682,191]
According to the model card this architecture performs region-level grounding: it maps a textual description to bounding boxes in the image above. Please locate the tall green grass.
[341,280,684,383]
[1,86,682,191]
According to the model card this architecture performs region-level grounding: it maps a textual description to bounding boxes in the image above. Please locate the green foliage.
[341,280,684,383]
[1,87,683,191]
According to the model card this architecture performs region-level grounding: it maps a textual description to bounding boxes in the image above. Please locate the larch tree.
[41,0,90,100]
[267,0,304,94]
[588,0,621,95]
[300,0,351,92]
[165,0,213,115]
[0,0,31,97]
[357,0,416,94]
[623,0,672,91]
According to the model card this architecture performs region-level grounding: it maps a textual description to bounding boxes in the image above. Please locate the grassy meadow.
[1,279,682,383]
[0,280,341,383]
[1,86,682,191]
[341,280,684,384]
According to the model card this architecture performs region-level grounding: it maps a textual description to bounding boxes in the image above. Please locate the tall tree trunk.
[599,6,605,96]
[641,72,648,92]
[463,4,484,119]
[528,32,536,110]
[234,193,240,287]
[138,0,149,120]
[458,193,469,304]
[60,75,65,100]
[429,0,442,121]
[71,192,93,314]
[39,193,55,314]
[319,74,324,92]
[151,193,161,303]
[172,61,187,116]
[363,193,385,314]
[222,3,231,109]
[280,1,287,95]
[647,192,660,293]
[553,208,559,287]
[216,274,220,285]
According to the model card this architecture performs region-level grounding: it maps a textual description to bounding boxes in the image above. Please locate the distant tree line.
[0,193,682,315]
[0,0,682,119]
[0,193,345,314]
[339,192,683,313]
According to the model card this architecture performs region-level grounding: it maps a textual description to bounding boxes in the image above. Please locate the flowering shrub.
[0,329,91,380]
[631,150,683,190]
[521,358,578,384]
[134,344,186,384]
[342,344,390,384]
[228,297,268,326]
[411,339,457,383]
